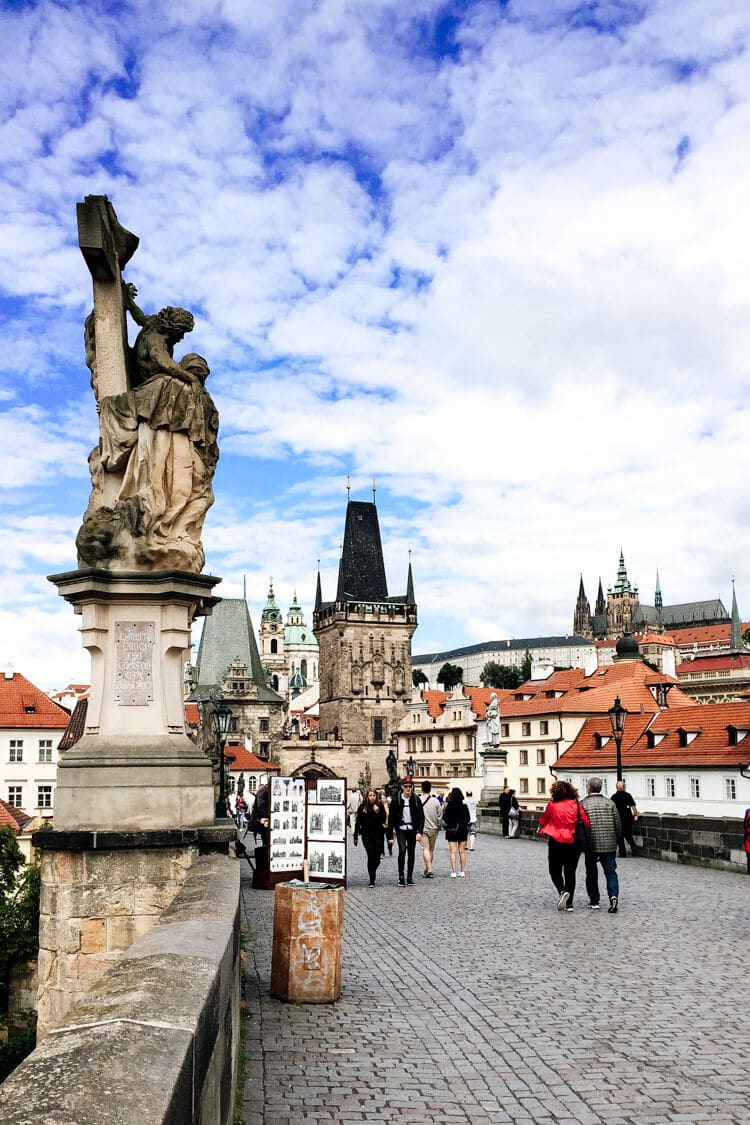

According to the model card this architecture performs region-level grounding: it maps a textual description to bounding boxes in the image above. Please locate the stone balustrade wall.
[478,806,747,872]
[2,853,241,1125]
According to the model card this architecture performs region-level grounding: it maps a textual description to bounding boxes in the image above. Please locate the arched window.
[272,675,279,691]
[301,659,308,679]
[270,639,278,654]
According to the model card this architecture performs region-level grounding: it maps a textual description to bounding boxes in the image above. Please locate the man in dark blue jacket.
[387,777,424,886]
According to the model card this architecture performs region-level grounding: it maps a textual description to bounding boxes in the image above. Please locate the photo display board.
[268,775,347,886]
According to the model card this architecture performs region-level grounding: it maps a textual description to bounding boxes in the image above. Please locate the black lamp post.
[212,702,232,819]
[608,695,627,783]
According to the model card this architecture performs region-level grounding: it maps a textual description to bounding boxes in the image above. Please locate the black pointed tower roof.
[336,500,388,602]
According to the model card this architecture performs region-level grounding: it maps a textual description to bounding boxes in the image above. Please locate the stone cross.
[76,195,139,398]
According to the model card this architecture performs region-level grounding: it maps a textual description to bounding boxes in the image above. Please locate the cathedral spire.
[730,578,741,650]
[655,569,663,612]
[613,550,632,594]
[595,577,606,618]
[573,574,592,638]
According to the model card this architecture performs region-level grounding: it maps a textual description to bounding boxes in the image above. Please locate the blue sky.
[2,0,750,688]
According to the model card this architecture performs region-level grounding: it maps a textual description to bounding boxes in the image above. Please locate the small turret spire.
[730,577,741,650]
[315,559,322,612]
[406,549,415,605]
[655,569,663,612]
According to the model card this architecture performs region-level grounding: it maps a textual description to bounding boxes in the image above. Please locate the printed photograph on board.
[307,841,346,879]
[316,779,345,805]
[307,803,343,841]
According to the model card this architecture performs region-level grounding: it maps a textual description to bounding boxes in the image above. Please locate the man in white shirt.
[419,780,443,878]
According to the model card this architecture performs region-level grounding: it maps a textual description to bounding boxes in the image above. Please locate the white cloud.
[2,0,750,687]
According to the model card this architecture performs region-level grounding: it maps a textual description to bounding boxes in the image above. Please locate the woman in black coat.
[442,787,471,879]
[354,788,387,887]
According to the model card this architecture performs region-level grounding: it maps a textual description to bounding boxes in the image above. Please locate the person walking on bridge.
[443,786,471,878]
[538,780,590,911]
[353,788,387,887]
[387,777,424,886]
[582,777,622,914]
[419,779,442,878]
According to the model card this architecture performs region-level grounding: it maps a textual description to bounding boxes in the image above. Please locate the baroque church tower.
[259,580,287,695]
[314,498,417,780]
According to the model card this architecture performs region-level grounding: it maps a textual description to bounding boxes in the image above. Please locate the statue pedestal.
[479,743,508,806]
[49,568,220,831]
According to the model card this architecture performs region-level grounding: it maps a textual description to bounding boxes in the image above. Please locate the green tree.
[437,662,464,689]
[742,626,750,646]
[479,661,522,689]
[0,826,41,1004]
[520,650,533,683]
[412,669,428,688]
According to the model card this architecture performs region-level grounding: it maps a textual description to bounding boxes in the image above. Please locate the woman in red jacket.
[538,780,590,911]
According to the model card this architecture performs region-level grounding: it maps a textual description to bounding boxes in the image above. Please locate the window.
[301,659,308,679]
[249,776,257,792]
[453,734,460,751]
[421,736,428,752]
[270,639,278,653]
[665,777,676,798]
[519,750,528,766]
[500,723,509,738]
[690,776,701,799]
[536,748,545,765]
[373,719,384,743]
[437,736,444,752]
[259,718,269,733]
[272,674,279,691]
[725,777,737,801]
[540,720,549,735]
[9,740,23,762]
[537,778,546,795]
[522,722,531,737]
[8,786,22,806]
[412,714,419,724]
[37,785,53,809]
[259,741,270,757]
[646,777,656,798]
[519,778,529,794]
[435,764,442,776]
[38,739,53,763]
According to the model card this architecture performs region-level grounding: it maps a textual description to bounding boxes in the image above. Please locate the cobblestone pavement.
[240,833,750,1124]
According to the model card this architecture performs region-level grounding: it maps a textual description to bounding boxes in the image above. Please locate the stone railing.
[478,806,747,872]
[2,853,240,1124]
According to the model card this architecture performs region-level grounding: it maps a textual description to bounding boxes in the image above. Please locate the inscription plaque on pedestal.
[114,621,155,706]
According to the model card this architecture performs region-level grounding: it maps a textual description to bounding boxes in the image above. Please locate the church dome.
[615,632,639,658]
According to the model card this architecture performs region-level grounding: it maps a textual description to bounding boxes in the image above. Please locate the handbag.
[574,801,592,850]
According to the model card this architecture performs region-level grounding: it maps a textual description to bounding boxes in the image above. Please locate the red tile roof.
[676,654,750,674]
[224,746,281,772]
[420,687,514,720]
[0,673,71,729]
[0,799,32,831]
[668,623,750,648]
[556,701,750,770]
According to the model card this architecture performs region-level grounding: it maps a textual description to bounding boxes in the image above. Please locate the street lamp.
[211,702,232,819]
[608,695,627,783]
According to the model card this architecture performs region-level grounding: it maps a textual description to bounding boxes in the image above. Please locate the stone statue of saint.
[75,195,218,573]
[77,283,218,571]
[405,755,416,778]
[485,692,501,744]
[386,748,398,783]
[237,773,245,797]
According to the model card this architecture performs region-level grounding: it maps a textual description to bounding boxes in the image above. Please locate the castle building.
[574,553,730,641]
[311,498,417,786]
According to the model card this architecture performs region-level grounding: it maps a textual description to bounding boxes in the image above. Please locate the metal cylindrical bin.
[270,881,344,1003]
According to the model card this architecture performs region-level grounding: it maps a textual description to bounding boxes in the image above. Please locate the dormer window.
[647,732,667,748]
[727,726,749,746]
[677,728,700,747]
[24,705,36,714]
[594,733,611,749]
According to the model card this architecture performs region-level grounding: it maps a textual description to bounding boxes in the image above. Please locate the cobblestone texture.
[240,833,750,1124]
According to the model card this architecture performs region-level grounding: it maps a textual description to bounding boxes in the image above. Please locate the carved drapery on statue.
[75,195,218,572]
